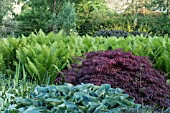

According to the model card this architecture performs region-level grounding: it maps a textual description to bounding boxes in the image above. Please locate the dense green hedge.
[77,11,170,36]
[0,31,170,84]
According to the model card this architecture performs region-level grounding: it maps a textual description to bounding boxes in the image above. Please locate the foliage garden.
[0,31,169,112]
[0,0,170,112]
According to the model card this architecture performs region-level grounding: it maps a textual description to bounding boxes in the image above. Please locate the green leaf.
[23,106,41,113]
[103,96,120,107]
[45,98,63,106]
[20,98,34,106]
[64,102,77,110]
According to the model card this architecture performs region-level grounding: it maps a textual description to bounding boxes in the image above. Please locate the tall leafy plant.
[55,2,77,35]
[0,37,22,76]
[16,31,78,84]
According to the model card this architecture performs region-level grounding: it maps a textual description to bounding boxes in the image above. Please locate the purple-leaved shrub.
[55,49,170,109]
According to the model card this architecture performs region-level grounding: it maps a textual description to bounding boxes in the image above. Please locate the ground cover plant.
[0,64,37,111]
[2,83,158,113]
[55,49,170,110]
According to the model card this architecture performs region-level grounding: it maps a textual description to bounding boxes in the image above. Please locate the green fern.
[0,54,6,74]
[155,50,170,78]
[0,30,170,84]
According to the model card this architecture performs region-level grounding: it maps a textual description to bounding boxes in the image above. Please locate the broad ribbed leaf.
[45,98,63,106]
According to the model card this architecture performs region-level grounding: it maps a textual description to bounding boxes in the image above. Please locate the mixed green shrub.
[75,0,108,36]
[14,0,105,37]
[55,1,77,35]
[0,31,170,84]
[77,10,170,36]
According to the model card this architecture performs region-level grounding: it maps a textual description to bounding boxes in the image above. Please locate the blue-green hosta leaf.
[45,98,63,106]
[83,95,99,103]
[56,86,70,94]
[0,91,3,96]
[56,103,66,112]
[23,106,41,113]
[47,85,58,93]
[64,83,74,89]
[134,103,142,110]
[3,110,11,113]
[120,94,129,100]
[34,87,48,94]
[76,83,95,92]
[117,100,133,107]
[0,97,4,107]
[36,93,45,98]
[87,102,100,113]
[8,104,17,110]
[114,88,124,94]
[100,84,111,92]
[103,96,120,107]
[18,107,26,113]
[78,105,89,112]
[95,87,106,97]
[72,92,83,103]
[64,102,78,111]
[43,93,50,99]
[73,92,98,104]
[19,98,34,106]
[126,96,135,102]
[5,92,15,100]
[81,95,92,105]
[94,104,112,113]
[110,106,128,111]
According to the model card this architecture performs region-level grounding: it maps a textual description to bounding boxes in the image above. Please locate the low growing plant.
[0,63,36,111]
[4,83,151,113]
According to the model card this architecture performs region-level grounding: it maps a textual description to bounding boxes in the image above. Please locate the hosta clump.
[5,84,143,113]
[55,49,170,109]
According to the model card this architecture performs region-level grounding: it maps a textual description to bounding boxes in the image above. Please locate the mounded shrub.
[93,29,114,37]
[93,29,150,38]
[94,30,128,38]
[55,49,170,110]
[128,31,151,37]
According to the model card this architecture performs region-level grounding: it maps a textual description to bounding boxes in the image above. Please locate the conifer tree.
[55,2,77,35]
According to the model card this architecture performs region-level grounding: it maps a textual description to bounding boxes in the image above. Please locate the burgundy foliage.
[55,49,170,109]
